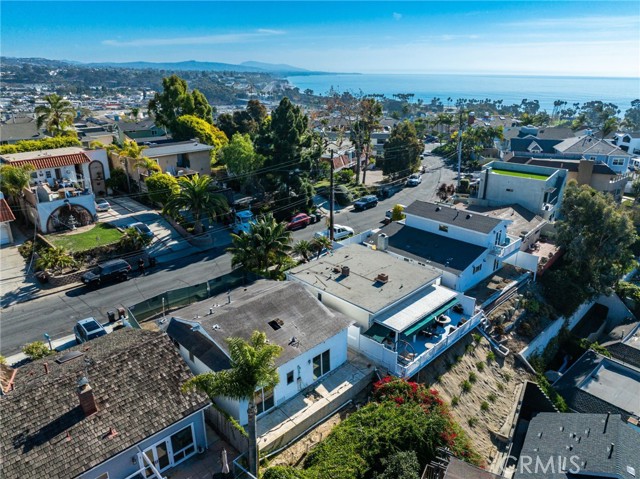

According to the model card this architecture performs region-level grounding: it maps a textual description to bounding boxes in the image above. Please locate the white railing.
[398,313,482,378]
[493,235,522,258]
[356,332,399,372]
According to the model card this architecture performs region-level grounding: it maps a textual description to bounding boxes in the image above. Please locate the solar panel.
[55,350,84,364]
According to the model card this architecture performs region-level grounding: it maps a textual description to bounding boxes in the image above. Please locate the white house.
[364,200,521,293]
[612,131,640,156]
[0,147,110,233]
[471,161,568,220]
[165,281,353,433]
[287,244,483,378]
[0,191,16,245]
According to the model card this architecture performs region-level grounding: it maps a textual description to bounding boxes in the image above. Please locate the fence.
[127,269,260,324]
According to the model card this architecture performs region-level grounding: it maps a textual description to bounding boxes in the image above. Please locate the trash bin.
[107,310,116,323]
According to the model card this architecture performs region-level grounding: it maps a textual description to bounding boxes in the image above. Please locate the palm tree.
[311,235,332,259]
[134,157,161,175]
[182,331,282,477]
[600,116,619,139]
[118,227,152,252]
[0,164,35,201]
[292,239,313,262]
[163,174,228,234]
[35,94,76,136]
[35,247,77,274]
[227,214,292,277]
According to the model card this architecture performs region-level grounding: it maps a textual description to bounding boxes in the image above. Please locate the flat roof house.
[0,147,111,233]
[365,200,522,293]
[287,244,483,378]
[165,281,369,451]
[0,330,210,479]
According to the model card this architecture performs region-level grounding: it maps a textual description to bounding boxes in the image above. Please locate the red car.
[286,213,311,230]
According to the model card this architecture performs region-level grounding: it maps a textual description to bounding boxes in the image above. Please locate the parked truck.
[232,210,254,234]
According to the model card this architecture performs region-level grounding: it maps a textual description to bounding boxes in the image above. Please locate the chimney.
[578,159,594,185]
[77,377,98,416]
[341,265,350,276]
[376,233,389,251]
[43,363,49,374]
[376,273,389,284]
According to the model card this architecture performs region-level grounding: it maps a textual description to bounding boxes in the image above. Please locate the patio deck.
[256,351,374,452]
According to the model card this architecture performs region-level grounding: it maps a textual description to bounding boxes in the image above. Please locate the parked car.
[314,224,355,241]
[286,213,311,230]
[406,173,422,186]
[95,198,111,212]
[353,195,379,211]
[129,222,154,239]
[81,259,131,287]
[74,317,108,344]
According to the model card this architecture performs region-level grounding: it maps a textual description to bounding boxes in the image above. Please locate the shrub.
[472,333,482,344]
[334,184,353,206]
[488,393,497,403]
[503,372,512,382]
[480,401,490,411]
[22,341,54,360]
[263,467,307,479]
[373,450,421,479]
[536,374,569,412]
[465,343,475,353]
[467,417,478,428]
[476,361,485,372]
[451,396,460,407]
[468,372,477,383]
[497,383,505,392]
[486,351,496,362]
[461,380,472,393]
[0,136,80,154]
[0,355,6,365]
[335,169,355,184]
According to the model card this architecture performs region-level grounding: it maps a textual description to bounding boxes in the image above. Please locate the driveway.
[0,225,41,308]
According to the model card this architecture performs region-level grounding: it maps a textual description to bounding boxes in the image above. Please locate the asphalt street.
[0,152,455,356]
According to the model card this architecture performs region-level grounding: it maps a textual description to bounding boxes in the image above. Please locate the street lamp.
[44,333,52,351]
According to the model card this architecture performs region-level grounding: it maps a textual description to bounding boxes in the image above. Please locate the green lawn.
[49,223,123,252]
[492,169,550,181]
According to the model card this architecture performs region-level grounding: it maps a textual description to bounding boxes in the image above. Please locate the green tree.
[134,157,161,175]
[163,174,228,234]
[148,74,214,131]
[0,136,80,154]
[622,99,640,131]
[217,133,263,191]
[311,235,333,259]
[35,94,76,136]
[292,239,313,262]
[182,331,282,477]
[0,163,35,200]
[600,116,619,138]
[216,100,268,139]
[105,167,128,192]
[227,214,292,277]
[374,451,421,479]
[118,227,152,251]
[172,114,228,150]
[380,121,423,176]
[35,246,77,274]
[556,181,636,296]
[22,341,54,360]
[145,172,179,205]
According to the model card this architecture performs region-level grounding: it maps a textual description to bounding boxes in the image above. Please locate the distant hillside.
[240,61,308,73]
[85,60,266,73]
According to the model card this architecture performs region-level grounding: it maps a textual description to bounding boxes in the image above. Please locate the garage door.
[0,223,12,245]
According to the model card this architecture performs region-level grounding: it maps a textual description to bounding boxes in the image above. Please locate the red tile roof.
[5,152,90,170]
[0,198,16,222]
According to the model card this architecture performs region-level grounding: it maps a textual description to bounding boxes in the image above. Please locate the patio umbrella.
[436,315,452,326]
[220,448,230,474]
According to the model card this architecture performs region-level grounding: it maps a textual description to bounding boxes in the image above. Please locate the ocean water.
[287,73,640,113]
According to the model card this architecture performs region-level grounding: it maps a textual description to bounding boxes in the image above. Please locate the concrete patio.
[256,351,374,453]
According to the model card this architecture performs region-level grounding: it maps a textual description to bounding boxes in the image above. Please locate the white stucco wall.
[85,148,112,180]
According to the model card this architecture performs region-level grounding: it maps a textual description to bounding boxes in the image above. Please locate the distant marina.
[287,73,640,113]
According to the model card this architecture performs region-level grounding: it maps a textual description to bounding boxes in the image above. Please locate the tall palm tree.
[227,214,292,277]
[163,174,228,234]
[134,157,161,175]
[182,331,282,477]
[35,94,76,136]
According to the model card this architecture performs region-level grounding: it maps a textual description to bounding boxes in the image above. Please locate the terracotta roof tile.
[0,198,16,222]
[4,152,90,170]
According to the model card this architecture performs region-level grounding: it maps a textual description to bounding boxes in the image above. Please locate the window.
[473,264,483,274]
[45,171,52,179]
[317,293,322,301]
[287,371,294,385]
[439,224,448,232]
[313,350,331,380]
[170,426,195,463]
[188,349,194,362]
[612,158,625,166]
[493,259,499,271]
[255,387,275,414]
[506,188,513,192]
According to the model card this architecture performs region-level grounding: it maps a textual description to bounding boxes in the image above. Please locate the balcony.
[493,234,521,258]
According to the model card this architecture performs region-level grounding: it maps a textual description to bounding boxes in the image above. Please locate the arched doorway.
[89,161,106,197]
[46,202,93,233]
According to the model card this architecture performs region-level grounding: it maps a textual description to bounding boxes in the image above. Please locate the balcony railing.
[493,234,521,258]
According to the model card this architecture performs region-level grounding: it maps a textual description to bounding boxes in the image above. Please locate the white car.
[406,173,422,186]
[314,224,354,241]
[95,198,111,212]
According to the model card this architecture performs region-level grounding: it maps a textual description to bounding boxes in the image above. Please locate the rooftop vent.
[376,233,389,251]
[436,206,441,212]
[376,273,389,284]
[341,266,350,277]
[466,214,472,219]
[268,319,284,331]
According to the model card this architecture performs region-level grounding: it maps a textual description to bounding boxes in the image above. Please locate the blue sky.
[2,1,639,77]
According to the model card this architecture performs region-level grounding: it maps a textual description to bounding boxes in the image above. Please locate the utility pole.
[329,149,335,241]
[456,110,474,191]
